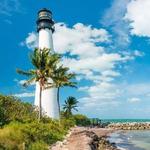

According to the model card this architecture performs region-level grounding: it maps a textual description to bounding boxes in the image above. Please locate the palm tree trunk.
[57,87,61,119]
[38,86,42,122]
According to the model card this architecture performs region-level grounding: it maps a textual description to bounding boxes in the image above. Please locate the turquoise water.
[108,131,150,150]
[101,119,150,123]
[103,119,150,149]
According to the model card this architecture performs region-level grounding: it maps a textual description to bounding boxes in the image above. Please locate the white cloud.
[126,83,150,96]
[125,0,150,37]
[128,97,141,103]
[23,23,130,82]
[78,81,122,113]
[147,93,150,97]
[54,23,130,82]
[14,79,35,86]
[14,92,34,98]
[23,22,143,116]
[133,50,144,57]
[21,32,38,49]
[53,23,109,57]
[0,0,22,16]
[101,0,131,48]
[79,82,150,114]
[85,82,121,100]
[18,79,26,85]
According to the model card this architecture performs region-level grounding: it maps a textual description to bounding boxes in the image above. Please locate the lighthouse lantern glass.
[39,11,52,20]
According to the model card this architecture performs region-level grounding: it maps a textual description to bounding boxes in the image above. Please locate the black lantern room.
[37,8,55,32]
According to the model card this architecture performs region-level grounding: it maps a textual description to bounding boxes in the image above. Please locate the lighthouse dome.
[37,8,54,32]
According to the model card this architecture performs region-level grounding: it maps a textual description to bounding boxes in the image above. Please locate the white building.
[34,8,59,119]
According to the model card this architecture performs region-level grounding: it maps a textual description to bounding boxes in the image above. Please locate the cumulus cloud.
[0,0,22,16]
[78,81,122,112]
[21,32,38,49]
[23,23,130,82]
[14,79,35,86]
[53,23,110,56]
[125,0,150,37]
[22,22,143,116]
[101,0,131,48]
[128,97,141,103]
[14,92,34,98]
[79,82,121,100]
[126,83,150,96]
[79,82,150,116]
[52,23,140,82]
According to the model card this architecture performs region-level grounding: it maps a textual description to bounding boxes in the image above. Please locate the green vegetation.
[52,64,77,117]
[17,48,77,121]
[0,94,92,149]
[0,94,37,126]
[73,114,91,126]
[63,96,79,117]
[0,95,75,150]
[0,121,70,150]
[17,48,61,121]
[0,48,91,149]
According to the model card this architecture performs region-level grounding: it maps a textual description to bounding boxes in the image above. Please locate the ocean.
[108,131,150,150]
[101,119,150,150]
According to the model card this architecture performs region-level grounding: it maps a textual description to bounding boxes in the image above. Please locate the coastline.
[107,122,150,130]
[51,127,118,150]
[51,122,150,150]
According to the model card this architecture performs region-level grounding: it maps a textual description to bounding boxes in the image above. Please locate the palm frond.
[16,69,34,76]
[23,77,36,87]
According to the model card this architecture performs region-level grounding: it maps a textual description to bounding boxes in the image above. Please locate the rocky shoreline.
[107,122,150,130]
[50,127,118,150]
[50,123,150,150]
[98,136,119,150]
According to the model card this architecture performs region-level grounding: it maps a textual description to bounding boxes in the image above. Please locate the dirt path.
[50,127,113,150]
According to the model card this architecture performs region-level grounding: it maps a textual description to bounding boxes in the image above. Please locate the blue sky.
[0,0,150,119]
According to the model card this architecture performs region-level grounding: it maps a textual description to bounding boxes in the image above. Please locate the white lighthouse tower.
[34,8,60,119]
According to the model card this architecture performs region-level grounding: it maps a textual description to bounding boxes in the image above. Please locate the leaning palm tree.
[63,96,78,117]
[17,48,60,121]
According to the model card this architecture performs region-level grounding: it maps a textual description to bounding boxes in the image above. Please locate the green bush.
[28,141,48,150]
[0,94,92,149]
[0,122,25,150]
[0,121,68,150]
[60,117,76,129]
[73,114,91,126]
[22,121,67,145]
[0,95,38,126]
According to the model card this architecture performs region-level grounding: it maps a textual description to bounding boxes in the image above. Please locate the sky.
[0,0,150,119]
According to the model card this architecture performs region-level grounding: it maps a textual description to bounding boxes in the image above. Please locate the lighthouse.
[34,8,60,119]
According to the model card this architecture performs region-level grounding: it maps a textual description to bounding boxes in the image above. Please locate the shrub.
[60,117,76,130]
[73,114,91,126]
[0,122,25,150]
[22,121,67,145]
[0,94,92,149]
[0,95,38,126]
[0,121,68,150]
[28,141,48,150]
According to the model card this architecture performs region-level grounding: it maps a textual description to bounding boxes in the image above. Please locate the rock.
[107,122,150,130]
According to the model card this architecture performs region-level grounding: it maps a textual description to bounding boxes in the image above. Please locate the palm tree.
[63,96,78,117]
[17,48,60,121]
[51,65,77,117]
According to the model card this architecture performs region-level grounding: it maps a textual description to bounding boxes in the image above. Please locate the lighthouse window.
[39,12,51,18]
